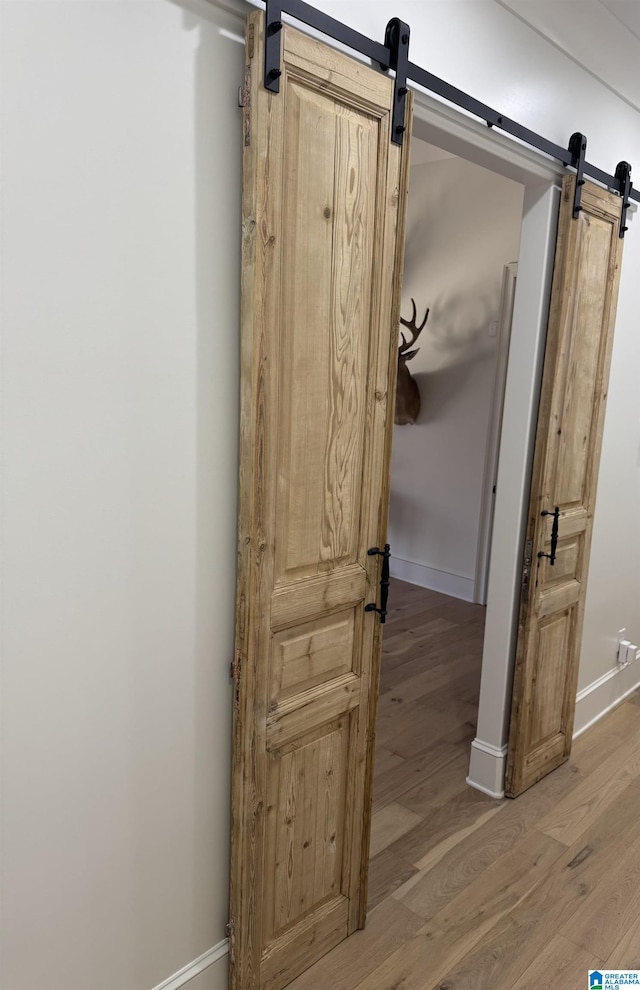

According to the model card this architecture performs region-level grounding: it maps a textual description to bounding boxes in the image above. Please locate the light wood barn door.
[230,13,412,989]
[506,176,624,798]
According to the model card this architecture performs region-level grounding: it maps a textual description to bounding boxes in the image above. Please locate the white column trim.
[474,262,518,605]
[466,738,508,799]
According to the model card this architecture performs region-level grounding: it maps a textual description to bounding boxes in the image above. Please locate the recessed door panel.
[553,214,611,508]
[275,84,377,584]
[263,716,351,944]
[526,611,573,750]
[270,610,357,706]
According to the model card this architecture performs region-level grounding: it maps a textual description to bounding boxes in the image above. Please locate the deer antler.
[399,298,430,353]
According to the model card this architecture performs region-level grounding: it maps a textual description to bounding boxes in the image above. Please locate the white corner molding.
[150,940,229,990]
[389,555,474,602]
[466,738,507,799]
[573,663,640,739]
[467,663,640,800]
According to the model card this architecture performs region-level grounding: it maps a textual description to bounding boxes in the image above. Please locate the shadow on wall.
[389,153,524,585]
[412,354,490,425]
[403,171,463,282]
[407,293,496,426]
[399,173,507,425]
[172,0,243,968]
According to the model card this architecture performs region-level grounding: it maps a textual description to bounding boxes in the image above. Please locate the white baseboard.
[151,940,229,990]
[573,662,640,738]
[466,664,640,799]
[466,738,507,798]
[389,556,475,602]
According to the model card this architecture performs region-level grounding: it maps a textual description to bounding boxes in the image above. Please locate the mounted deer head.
[395,298,429,425]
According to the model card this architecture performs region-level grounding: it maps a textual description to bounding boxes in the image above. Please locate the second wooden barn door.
[229,12,412,990]
[506,175,625,797]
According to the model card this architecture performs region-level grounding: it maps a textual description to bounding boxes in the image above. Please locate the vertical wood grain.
[229,13,412,989]
[506,176,625,797]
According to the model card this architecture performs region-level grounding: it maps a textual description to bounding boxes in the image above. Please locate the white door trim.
[410,88,562,796]
[469,182,561,795]
[411,88,563,188]
[474,262,519,605]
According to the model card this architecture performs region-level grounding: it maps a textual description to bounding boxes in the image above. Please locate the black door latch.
[365,544,391,623]
[538,507,560,566]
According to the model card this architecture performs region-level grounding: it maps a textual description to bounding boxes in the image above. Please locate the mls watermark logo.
[589,972,640,989]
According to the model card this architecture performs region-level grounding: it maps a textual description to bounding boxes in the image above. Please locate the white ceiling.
[497,0,640,113]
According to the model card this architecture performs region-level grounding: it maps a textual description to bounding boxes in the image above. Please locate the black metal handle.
[538,507,560,566]
[365,544,391,624]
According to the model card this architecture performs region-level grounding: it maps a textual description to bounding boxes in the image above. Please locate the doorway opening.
[368,133,526,905]
[391,92,563,803]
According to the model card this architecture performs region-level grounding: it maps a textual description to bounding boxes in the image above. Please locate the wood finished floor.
[288,579,640,990]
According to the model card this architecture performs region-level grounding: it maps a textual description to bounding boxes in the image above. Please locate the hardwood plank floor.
[288,580,640,990]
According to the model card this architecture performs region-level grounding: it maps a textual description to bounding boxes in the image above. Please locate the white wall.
[2,1,640,988]
[0,2,243,988]
[576,219,640,719]
[388,155,523,600]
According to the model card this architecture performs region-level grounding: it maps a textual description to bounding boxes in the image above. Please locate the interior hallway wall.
[388,156,524,601]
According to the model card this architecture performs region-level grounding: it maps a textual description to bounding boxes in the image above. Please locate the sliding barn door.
[506,176,624,798]
[229,13,412,989]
